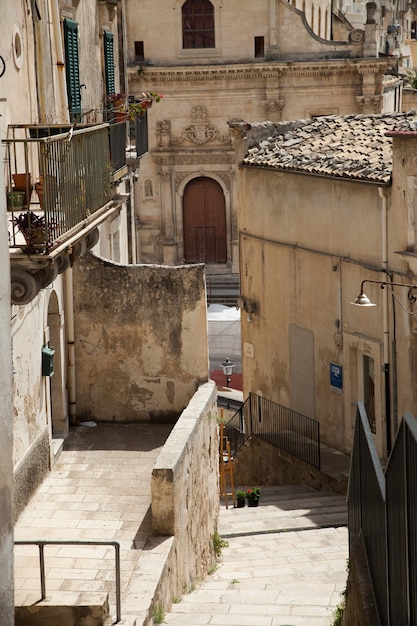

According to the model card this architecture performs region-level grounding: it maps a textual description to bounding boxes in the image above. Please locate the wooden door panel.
[183,177,226,263]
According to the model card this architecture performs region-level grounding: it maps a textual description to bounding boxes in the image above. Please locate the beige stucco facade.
[126,0,395,269]
[235,129,417,460]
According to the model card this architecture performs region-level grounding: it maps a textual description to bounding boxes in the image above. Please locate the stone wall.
[342,537,381,626]
[150,381,219,611]
[73,253,209,423]
[234,436,348,495]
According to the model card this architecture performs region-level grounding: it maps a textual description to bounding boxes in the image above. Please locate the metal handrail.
[14,539,121,624]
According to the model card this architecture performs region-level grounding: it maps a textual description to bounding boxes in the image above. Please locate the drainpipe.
[51,0,70,122]
[379,187,392,455]
[64,266,77,425]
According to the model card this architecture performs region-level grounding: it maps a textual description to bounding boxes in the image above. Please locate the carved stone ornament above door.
[163,106,231,146]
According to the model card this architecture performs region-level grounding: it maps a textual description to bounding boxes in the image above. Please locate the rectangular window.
[135,41,144,61]
[104,31,115,95]
[254,36,264,58]
[63,19,81,118]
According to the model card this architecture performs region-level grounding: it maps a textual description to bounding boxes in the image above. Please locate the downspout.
[64,267,77,425]
[51,0,70,122]
[379,187,392,455]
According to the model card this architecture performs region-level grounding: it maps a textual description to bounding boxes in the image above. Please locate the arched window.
[182,0,215,49]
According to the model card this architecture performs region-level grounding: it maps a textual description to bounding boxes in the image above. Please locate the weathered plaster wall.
[0,146,14,626]
[150,381,219,608]
[73,253,209,422]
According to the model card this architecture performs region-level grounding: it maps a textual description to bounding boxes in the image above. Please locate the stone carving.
[170,106,231,145]
[349,29,365,45]
[11,268,42,305]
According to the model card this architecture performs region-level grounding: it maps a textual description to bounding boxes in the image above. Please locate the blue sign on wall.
[330,363,343,394]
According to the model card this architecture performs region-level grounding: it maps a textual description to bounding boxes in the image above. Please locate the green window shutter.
[104,31,115,95]
[64,19,81,117]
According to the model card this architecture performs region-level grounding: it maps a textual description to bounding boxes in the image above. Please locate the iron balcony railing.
[224,392,321,469]
[348,402,417,625]
[3,124,113,253]
[14,539,121,624]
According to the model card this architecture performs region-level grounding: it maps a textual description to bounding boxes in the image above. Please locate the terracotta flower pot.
[12,173,32,207]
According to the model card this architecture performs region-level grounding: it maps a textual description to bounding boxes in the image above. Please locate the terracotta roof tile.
[242,111,417,184]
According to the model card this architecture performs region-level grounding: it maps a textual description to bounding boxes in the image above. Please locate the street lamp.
[221,357,235,388]
[350,279,417,313]
[350,278,417,455]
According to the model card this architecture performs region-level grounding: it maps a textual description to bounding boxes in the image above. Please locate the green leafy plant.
[236,490,246,499]
[153,602,165,624]
[245,487,261,502]
[213,530,229,557]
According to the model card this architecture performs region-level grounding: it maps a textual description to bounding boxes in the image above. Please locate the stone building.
[126,0,400,273]
[231,111,417,460]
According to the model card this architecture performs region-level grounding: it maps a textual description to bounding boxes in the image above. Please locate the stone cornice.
[129,59,391,84]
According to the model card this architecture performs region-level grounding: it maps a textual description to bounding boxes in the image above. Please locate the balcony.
[3,123,124,304]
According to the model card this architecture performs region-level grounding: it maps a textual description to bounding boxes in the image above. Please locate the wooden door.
[183,177,227,263]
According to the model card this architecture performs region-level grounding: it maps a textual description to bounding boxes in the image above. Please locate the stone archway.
[47,291,67,455]
[183,176,227,263]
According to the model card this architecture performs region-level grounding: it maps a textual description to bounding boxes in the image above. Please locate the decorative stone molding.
[11,268,42,306]
[174,171,230,193]
[263,99,285,120]
[129,59,391,85]
[10,228,100,305]
[155,152,235,167]
[169,106,231,146]
[356,95,382,114]
[349,29,365,45]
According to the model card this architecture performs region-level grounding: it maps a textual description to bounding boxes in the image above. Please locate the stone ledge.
[15,592,110,626]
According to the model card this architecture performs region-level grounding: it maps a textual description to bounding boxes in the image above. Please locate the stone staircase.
[206,272,240,306]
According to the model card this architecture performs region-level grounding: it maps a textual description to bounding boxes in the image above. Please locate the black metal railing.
[348,402,417,625]
[14,539,121,624]
[109,121,127,174]
[4,124,113,253]
[223,397,250,455]
[135,111,148,157]
[223,393,320,469]
[248,393,321,469]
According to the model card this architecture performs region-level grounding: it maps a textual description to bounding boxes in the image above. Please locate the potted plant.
[6,190,25,211]
[106,93,127,109]
[245,487,261,507]
[14,211,50,253]
[12,173,32,207]
[236,490,246,508]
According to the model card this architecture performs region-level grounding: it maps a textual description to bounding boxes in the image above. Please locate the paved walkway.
[164,485,348,626]
[14,423,173,624]
[14,424,348,626]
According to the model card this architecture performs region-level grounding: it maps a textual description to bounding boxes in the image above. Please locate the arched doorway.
[47,291,67,461]
[183,176,227,263]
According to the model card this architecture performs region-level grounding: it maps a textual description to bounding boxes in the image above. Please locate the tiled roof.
[242,111,417,184]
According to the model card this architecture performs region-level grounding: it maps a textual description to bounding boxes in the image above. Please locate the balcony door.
[183,177,226,263]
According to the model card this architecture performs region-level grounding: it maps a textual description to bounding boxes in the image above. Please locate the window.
[63,19,81,118]
[254,36,264,58]
[182,0,214,49]
[104,31,115,95]
[135,41,144,61]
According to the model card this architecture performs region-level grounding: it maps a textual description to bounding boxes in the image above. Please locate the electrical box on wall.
[42,345,55,377]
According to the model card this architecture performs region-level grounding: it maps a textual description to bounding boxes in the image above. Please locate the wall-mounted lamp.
[221,357,235,388]
[350,279,417,314]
